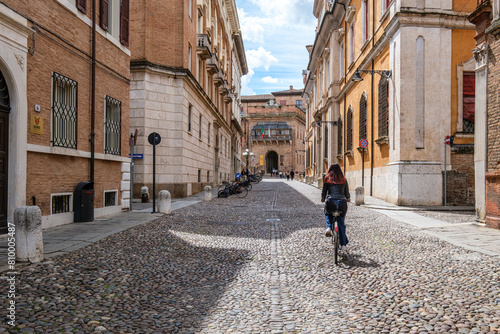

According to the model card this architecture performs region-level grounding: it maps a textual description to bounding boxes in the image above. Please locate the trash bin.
[74,181,94,222]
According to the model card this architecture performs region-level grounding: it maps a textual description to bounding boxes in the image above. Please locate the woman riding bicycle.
[321,163,350,251]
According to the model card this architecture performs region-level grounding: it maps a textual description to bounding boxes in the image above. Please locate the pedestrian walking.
[321,163,350,251]
[279,171,282,178]
[290,170,295,181]
[286,172,290,181]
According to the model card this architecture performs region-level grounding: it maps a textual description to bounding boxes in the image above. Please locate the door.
[0,70,9,234]
[266,151,278,174]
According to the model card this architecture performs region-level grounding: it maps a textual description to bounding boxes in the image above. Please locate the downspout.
[91,0,96,185]
[370,0,375,196]
[335,0,347,174]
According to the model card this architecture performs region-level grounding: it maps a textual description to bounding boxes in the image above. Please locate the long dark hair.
[324,163,346,185]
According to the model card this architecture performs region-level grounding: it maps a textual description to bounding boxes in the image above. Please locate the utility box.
[74,181,94,222]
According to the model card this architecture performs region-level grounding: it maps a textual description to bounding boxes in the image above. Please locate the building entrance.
[266,151,278,174]
[0,70,10,234]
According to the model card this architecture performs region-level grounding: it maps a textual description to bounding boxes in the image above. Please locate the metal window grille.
[347,109,353,151]
[52,194,71,214]
[105,191,117,207]
[105,96,121,155]
[337,117,343,155]
[359,95,367,141]
[52,73,77,149]
[378,78,389,137]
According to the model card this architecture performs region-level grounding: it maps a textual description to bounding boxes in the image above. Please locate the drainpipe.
[90,0,96,185]
[370,0,375,196]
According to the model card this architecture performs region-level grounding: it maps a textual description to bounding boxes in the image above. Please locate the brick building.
[304,0,477,206]
[0,0,131,232]
[129,0,247,198]
[241,87,306,175]
[468,0,500,228]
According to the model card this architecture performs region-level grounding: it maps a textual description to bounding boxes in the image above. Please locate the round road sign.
[445,136,450,145]
[359,139,368,148]
[148,132,161,145]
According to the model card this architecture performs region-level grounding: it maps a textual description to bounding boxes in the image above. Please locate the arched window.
[347,107,353,151]
[378,77,389,137]
[337,117,342,156]
[359,93,367,141]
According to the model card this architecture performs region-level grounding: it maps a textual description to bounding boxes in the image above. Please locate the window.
[105,95,121,155]
[198,170,201,182]
[339,42,344,78]
[337,117,343,155]
[188,105,192,132]
[381,0,391,15]
[199,114,202,139]
[296,100,302,108]
[362,0,369,43]
[207,171,210,182]
[378,78,389,137]
[51,193,72,214]
[462,72,475,133]
[52,72,77,149]
[208,123,211,144]
[100,0,110,31]
[349,24,355,63]
[189,0,192,19]
[347,107,353,151]
[188,44,192,71]
[104,191,117,206]
[120,0,130,46]
[359,94,367,141]
[99,0,129,46]
[76,0,87,13]
[280,100,286,106]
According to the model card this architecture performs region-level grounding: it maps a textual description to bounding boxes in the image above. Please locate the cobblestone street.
[1,179,499,333]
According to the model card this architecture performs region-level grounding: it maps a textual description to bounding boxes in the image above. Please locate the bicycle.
[217,181,248,198]
[329,210,342,265]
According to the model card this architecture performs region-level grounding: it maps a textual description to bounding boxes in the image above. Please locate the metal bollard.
[15,206,43,263]
[204,186,213,201]
[158,190,171,214]
[318,175,324,189]
[355,186,365,206]
[141,186,149,203]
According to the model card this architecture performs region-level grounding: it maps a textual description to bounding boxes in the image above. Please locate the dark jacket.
[321,179,350,202]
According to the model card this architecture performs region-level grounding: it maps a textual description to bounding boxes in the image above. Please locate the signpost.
[359,139,368,187]
[129,129,138,211]
[444,136,451,206]
[148,132,161,213]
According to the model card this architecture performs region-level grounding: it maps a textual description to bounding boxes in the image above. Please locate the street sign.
[128,154,144,159]
[236,173,242,179]
[359,139,368,148]
[148,132,161,145]
[445,136,450,145]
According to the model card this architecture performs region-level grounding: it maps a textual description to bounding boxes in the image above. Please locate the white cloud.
[241,69,256,95]
[262,76,278,83]
[246,47,278,71]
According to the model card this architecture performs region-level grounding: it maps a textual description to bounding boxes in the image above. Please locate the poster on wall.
[260,155,264,166]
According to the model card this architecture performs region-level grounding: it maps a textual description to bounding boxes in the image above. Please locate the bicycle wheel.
[244,182,252,191]
[235,185,248,198]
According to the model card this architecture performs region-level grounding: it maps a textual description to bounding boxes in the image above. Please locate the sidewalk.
[0,188,217,272]
[309,181,500,258]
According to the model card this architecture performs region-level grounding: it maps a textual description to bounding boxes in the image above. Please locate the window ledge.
[357,146,368,154]
[375,136,389,146]
[336,154,344,161]
[345,150,353,157]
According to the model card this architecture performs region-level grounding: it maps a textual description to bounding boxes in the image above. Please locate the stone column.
[158,190,171,214]
[355,186,365,206]
[15,206,43,263]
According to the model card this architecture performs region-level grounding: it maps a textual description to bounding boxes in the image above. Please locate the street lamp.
[242,148,254,173]
[352,69,392,82]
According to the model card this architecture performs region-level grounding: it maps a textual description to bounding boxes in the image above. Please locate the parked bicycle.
[217,181,248,198]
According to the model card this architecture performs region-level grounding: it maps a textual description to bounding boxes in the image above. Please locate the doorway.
[0,70,10,234]
[266,151,278,174]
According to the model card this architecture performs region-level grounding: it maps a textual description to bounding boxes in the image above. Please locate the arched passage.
[266,151,279,173]
[0,69,10,233]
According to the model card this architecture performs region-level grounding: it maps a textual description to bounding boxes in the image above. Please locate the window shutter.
[359,96,367,140]
[76,0,87,14]
[337,117,343,156]
[120,0,130,46]
[347,109,353,151]
[100,0,109,31]
[378,78,389,137]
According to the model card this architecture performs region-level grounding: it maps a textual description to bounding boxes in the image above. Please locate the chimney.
[290,85,293,90]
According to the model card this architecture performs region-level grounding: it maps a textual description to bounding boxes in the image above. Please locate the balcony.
[206,52,219,74]
[214,68,224,86]
[220,80,229,95]
[197,34,212,60]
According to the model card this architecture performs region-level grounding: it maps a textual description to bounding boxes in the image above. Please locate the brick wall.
[446,148,475,206]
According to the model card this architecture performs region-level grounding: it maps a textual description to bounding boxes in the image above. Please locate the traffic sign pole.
[444,136,447,206]
[360,139,368,187]
[130,133,134,211]
[148,132,162,213]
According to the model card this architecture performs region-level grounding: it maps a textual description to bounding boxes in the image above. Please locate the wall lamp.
[352,69,392,82]
[315,120,337,127]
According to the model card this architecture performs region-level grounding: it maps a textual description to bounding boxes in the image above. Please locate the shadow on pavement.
[343,253,380,268]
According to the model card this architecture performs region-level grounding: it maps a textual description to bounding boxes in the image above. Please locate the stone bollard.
[355,186,365,206]
[158,190,171,214]
[204,186,213,201]
[141,186,149,203]
[15,206,43,263]
[318,176,324,189]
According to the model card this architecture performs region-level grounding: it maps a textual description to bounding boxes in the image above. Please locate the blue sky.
[236,0,317,96]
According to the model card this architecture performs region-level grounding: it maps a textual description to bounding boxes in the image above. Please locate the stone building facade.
[304,0,477,206]
[468,0,500,228]
[241,87,306,175]
[0,0,131,231]
[129,0,247,198]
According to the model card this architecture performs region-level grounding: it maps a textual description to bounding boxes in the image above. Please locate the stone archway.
[0,70,9,234]
[266,151,279,174]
